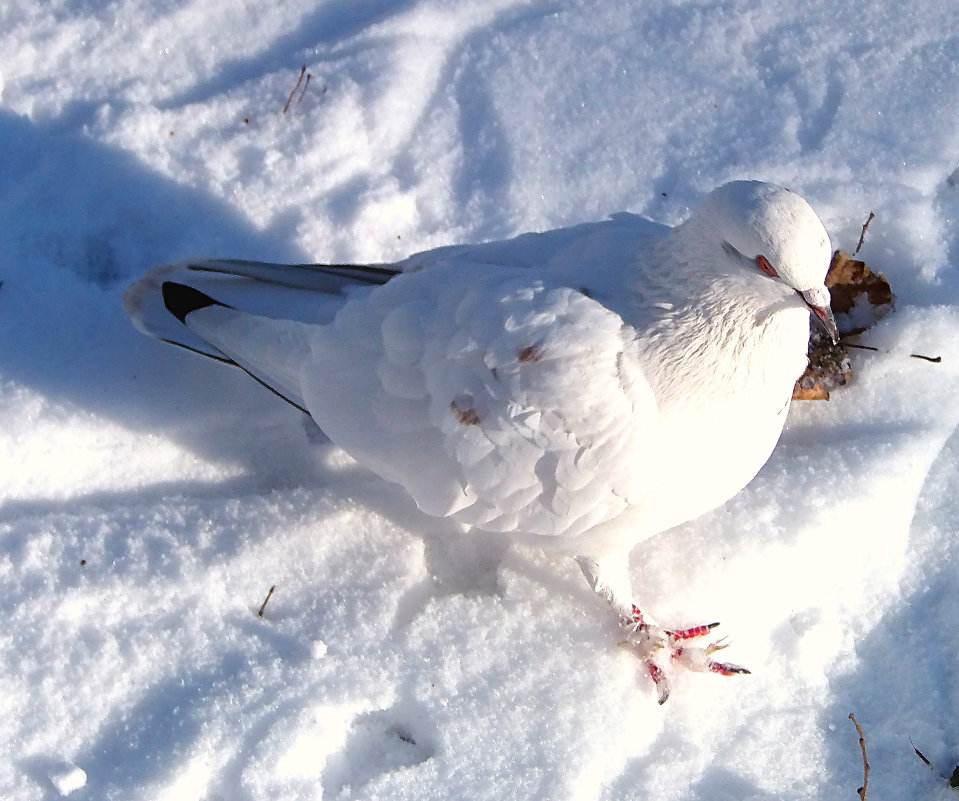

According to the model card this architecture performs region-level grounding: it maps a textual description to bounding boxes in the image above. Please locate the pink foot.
[624,605,750,704]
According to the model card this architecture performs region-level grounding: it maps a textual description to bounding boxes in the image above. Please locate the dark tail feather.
[161,282,230,323]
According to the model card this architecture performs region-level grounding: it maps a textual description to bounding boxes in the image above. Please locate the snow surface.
[48,763,87,798]
[3,1,959,799]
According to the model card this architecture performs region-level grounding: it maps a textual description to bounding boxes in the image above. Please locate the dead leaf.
[826,249,895,332]
[793,249,894,401]
[793,328,851,400]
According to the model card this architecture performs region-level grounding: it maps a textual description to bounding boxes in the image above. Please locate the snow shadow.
[0,109,323,492]
[821,422,959,799]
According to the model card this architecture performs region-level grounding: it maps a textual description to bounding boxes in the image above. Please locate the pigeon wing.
[302,263,658,541]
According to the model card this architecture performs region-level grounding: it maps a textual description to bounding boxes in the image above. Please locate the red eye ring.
[756,255,778,277]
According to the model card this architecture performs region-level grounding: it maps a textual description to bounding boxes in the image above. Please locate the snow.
[2,0,958,798]
[48,763,87,797]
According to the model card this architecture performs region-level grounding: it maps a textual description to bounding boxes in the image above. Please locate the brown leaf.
[793,328,852,401]
[792,382,831,401]
[793,249,893,401]
[826,250,895,327]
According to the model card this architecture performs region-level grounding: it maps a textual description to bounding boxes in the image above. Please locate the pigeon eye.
[756,255,778,277]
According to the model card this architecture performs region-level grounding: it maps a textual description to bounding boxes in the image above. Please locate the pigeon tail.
[161,281,228,323]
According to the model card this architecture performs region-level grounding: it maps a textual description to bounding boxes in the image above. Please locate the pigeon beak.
[800,286,839,344]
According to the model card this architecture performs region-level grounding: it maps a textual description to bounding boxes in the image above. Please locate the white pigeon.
[124,180,837,703]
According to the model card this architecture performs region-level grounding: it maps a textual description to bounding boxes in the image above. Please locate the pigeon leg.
[576,555,749,704]
[623,603,750,703]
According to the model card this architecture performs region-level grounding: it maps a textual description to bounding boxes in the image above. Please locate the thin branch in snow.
[296,73,312,106]
[849,713,870,801]
[842,341,941,362]
[911,740,933,767]
[284,67,306,113]
[854,212,875,255]
[257,585,276,617]
[910,739,959,789]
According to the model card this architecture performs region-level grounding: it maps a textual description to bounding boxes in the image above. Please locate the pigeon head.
[689,180,838,342]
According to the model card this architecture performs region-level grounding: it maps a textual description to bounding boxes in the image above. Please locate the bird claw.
[620,607,749,703]
[645,659,671,705]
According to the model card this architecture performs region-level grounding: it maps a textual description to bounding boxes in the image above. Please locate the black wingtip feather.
[161,281,228,323]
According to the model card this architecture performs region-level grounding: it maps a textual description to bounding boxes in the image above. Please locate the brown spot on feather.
[451,395,481,426]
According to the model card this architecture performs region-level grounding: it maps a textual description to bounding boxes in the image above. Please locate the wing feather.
[301,263,657,541]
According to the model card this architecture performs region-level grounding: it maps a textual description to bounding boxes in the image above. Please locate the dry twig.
[855,212,875,255]
[842,341,941,362]
[296,73,312,106]
[911,739,959,789]
[849,713,870,801]
[284,67,307,113]
[257,585,276,617]
[912,740,934,766]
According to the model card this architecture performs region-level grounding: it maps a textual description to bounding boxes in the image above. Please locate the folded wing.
[124,243,657,541]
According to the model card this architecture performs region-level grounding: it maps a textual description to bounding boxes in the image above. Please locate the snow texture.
[48,764,87,797]
[2,1,959,800]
